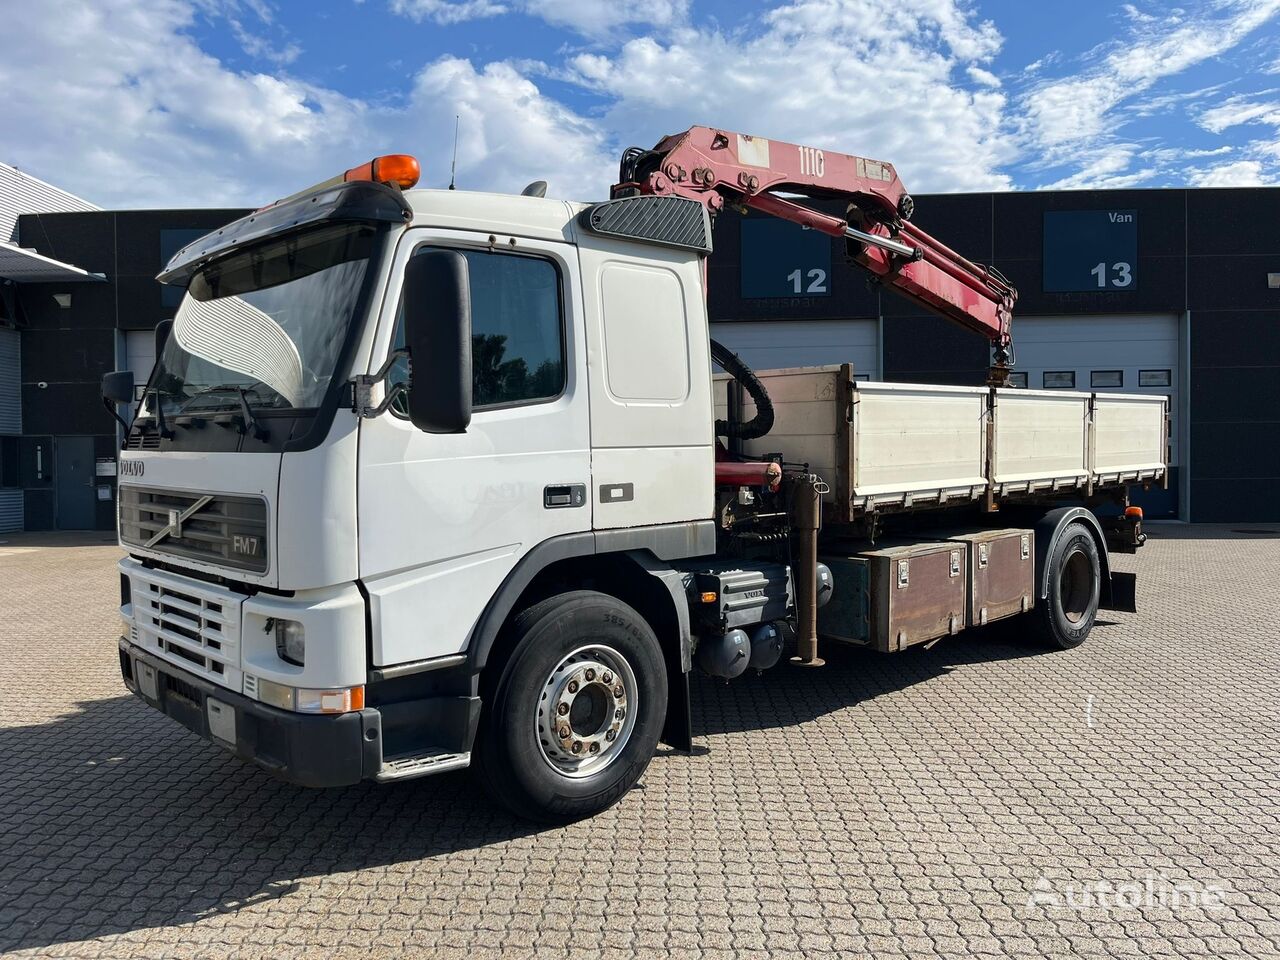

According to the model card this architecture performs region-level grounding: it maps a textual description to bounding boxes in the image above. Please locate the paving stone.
[1,526,1277,957]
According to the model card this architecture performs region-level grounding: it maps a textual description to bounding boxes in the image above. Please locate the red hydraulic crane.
[612,126,1017,383]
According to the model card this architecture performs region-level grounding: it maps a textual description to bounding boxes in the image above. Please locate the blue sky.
[3,0,1279,208]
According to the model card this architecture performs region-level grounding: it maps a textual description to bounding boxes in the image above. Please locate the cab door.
[357,228,590,667]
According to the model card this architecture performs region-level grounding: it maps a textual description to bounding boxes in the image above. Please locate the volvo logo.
[146,495,213,548]
[120,460,146,478]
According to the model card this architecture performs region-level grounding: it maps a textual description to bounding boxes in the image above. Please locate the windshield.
[143,222,376,417]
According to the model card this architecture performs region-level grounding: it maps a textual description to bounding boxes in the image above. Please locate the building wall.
[707,187,1280,522]
[12,208,245,530]
[0,162,98,243]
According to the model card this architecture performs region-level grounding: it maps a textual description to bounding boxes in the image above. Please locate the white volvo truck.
[106,129,1166,822]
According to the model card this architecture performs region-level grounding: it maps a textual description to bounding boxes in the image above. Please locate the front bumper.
[119,639,381,787]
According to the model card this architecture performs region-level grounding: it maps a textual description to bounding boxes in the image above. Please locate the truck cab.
[114,168,720,820]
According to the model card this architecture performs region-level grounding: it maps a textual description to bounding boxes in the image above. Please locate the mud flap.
[661,668,693,752]
[1102,571,1137,612]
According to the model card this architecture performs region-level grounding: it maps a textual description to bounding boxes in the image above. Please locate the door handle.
[544,484,586,509]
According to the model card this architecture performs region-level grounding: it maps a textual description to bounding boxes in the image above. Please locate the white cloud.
[1198,93,1280,132]
[0,0,613,207]
[402,57,614,193]
[388,0,690,37]
[523,0,690,38]
[1041,144,1157,190]
[1017,0,1280,188]
[11,0,1273,211]
[967,65,1001,87]
[388,0,508,25]
[563,0,1015,193]
[1188,158,1271,185]
[1022,1,1280,150]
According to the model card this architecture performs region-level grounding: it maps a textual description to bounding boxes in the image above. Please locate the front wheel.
[1030,522,1101,650]
[474,591,667,823]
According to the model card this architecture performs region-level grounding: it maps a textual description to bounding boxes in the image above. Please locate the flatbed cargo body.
[714,364,1168,520]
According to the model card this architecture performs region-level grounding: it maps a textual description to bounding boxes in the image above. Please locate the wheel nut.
[572,741,583,754]
[602,672,613,684]
[567,680,579,693]
[585,669,596,681]
[557,703,569,716]
[605,729,617,742]
[613,685,624,698]
[589,742,600,753]
[558,724,571,739]
[615,708,624,720]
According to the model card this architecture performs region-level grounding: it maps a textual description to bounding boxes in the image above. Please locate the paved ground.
[1,526,1279,959]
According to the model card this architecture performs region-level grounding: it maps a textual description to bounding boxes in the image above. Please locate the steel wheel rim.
[536,644,638,779]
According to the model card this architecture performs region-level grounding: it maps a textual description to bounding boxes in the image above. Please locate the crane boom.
[612,126,1017,380]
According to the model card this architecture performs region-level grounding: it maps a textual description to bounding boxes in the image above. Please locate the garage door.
[710,319,880,380]
[1006,313,1179,516]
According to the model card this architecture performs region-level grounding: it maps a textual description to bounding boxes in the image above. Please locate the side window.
[390,247,564,414]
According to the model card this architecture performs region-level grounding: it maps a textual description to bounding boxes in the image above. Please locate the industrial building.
[0,169,1276,530]
[0,163,242,532]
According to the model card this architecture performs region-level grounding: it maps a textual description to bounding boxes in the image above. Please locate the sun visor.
[158,180,411,287]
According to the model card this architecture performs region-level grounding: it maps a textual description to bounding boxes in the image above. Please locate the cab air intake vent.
[581,196,712,253]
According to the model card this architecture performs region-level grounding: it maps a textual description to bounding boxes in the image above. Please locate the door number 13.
[1091,261,1133,287]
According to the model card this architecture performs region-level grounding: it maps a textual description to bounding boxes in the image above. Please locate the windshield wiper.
[189,384,271,440]
[151,384,175,440]
[233,386,269,441]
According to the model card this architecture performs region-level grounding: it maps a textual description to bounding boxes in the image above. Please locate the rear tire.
[1031,522,1101,650]
[474,590,667,823]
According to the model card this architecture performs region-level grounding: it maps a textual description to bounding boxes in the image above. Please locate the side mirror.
[402,249,472,434]
[102,370,135,404]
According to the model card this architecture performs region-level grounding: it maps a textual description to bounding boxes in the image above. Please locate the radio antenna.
[448,115,460,190]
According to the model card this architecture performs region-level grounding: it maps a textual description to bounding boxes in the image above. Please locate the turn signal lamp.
[258,679,365,714]
[343,154,421,190]
[1125,506,1144,519]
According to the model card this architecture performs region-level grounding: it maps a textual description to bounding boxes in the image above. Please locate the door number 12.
[787,268,828,294]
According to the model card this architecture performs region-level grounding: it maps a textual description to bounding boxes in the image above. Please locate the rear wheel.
[1031,522,1101,650]
[475,590,667,823]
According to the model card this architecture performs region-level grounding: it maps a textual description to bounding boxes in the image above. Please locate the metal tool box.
[940,528,1035,627]
[818,540,967,652]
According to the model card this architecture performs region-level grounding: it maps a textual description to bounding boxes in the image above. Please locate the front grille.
[119,485,269,574]
[125,432,161,450]
[130,566,243,691]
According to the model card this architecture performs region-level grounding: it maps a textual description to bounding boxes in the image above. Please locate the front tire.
[475,591,667,823]
[1031,522,1101,650]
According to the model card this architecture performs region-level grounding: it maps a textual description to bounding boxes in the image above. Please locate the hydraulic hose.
[710,339,774,441]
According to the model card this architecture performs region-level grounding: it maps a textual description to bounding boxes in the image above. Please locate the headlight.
[274,619,305,666]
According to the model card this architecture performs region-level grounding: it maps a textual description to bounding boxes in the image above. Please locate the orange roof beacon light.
[343,154,421,190]
[1125,506,1144,519]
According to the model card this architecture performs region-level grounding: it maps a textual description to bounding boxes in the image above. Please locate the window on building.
[391,248,564,414]
[1043,371,1075,389]
[1007,372,1029,388]
[1139,369,1171,387]
[1091,370,1123,388]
